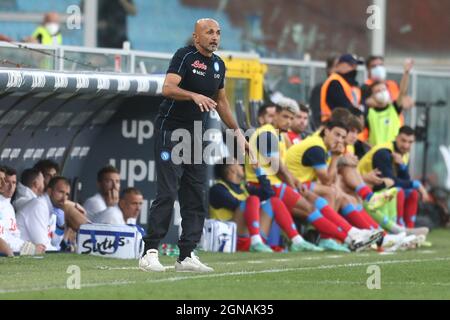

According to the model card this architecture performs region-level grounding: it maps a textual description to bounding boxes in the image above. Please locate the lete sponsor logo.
[76,75,90,90]
[54,74,69,89]
[191,60,207,70]
[117,77,131,91]
[31,73,46,89]
[97,77,111,91]
[6,71,24,88]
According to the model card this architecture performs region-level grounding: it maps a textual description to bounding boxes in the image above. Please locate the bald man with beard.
[139,19,250,273]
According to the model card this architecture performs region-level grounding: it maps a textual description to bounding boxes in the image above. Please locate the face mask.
[371,65,387,81]
[375,90,391,105]
[346,69,357,80]
[45,23,60,36]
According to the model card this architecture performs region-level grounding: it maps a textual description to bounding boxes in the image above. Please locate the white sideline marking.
[278,280,450,287]
[95,266,174,271]
[1,256,449,294]
[273,259,292,262]
[420,250,436,254]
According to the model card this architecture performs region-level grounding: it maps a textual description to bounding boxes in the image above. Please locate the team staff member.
[320,54,365,123]
[140,18,249,273]
[364,59,414,146]
[30,12,62,45]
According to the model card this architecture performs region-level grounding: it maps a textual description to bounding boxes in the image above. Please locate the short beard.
[200,44,217,53]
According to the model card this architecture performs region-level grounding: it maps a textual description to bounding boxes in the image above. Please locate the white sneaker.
[20,241,37,256]
[398,234,420,251]
[382,232,406,248]
[406,227,429,237]
[348,229,383,252]
[383,232,407,252]
[175,252,214,273]
[139,249,166,272]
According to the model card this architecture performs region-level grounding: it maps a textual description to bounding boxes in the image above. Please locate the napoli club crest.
[160,151,170,161]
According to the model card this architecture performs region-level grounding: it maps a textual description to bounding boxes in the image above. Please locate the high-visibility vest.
[209,180,249,221]
[245,124,286,185]
[285,134,330,183]
[32,26,62,45]
[320,73,362,123]
[365,79,403,126]
[367,104,401,146]
[357,141,409,176]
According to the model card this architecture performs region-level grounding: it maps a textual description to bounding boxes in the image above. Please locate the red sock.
[320,205,352,233]
[243,196,261,236]
[355,184,373,201]
[272,184,301,211]
[307,209,348,242]
[397,189,405,226]
[342,204,372,230]
[357,205,380,229]
[270,197,299,238]
[404,190,419,228]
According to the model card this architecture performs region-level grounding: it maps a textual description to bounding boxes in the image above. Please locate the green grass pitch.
[1,229,449,300]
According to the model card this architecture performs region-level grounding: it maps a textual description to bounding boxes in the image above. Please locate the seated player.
[13,168,45,213]
[17,177,88,252]
[284,121,390,251]
[358,126,430,237]
[0,168,45,256]
[209,158,322,252]
[337,116,420,250]
[245,104,380,252]
[91,187,144,225]
[83,165,121,223]
[284,104,311,148]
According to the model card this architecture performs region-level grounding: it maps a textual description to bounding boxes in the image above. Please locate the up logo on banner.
[122,120,154,145]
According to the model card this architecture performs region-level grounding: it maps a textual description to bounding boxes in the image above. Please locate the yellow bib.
[346,144,355,155]
[209,180,249,221]
[285,135,330,183]
[245,124,286,185]
[357,142,410,176]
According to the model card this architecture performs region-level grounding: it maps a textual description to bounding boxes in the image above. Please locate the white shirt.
[13,183,38,213]
[17,194,59,251]
[84,192,125,225]
[92,206,126,225]
[0,194,20,239]
[84,193,107,221]
[0,195,25,252]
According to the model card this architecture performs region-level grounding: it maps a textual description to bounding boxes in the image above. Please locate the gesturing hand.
[404,58,414,73]
[192,93,218,112]
[105,188,119,207]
